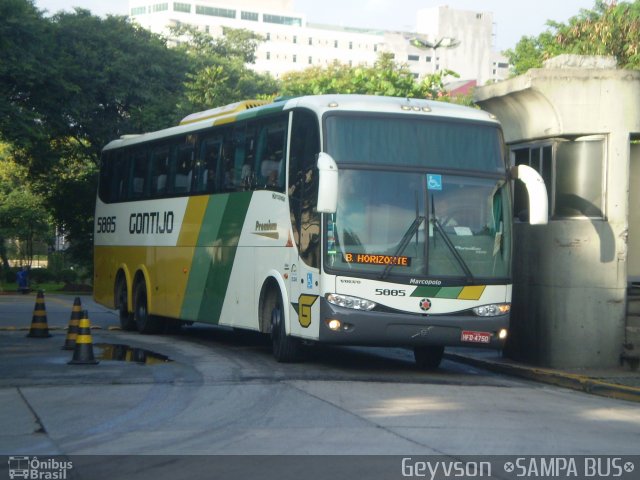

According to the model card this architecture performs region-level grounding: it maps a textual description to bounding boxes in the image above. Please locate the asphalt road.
[1,293,639,479]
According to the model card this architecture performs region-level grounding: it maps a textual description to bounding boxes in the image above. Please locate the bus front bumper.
[318,298,508,349]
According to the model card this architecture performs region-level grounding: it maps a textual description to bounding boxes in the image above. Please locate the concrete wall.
[475,56,640,368]
[630,144,640,281]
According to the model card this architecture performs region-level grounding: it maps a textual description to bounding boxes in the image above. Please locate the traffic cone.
[68,310,99,365]
[62,297,82,350]
[26,290,52,338]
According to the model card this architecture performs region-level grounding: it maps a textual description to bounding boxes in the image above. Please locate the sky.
[33,0,599,51]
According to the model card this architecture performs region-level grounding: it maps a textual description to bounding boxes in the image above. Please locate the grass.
[0,282,92,295]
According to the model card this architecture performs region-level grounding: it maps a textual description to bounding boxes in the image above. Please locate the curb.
[445,352,640,403]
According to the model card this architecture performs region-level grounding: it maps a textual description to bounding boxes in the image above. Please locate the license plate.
[461,330,492,344]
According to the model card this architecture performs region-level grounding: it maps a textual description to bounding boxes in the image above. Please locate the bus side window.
[131,150,149,199]
[105,151,128,203]
[174,138,195,195]
[256,116,288,192]
[241,122,258,190]
[150,145,171,197]
[114,150,132,202]
[221,140,237,192]
[197,137,222,194]
[219,125,244,192]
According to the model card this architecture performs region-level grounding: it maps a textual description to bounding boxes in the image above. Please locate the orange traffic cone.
[62,297,82,350]
[68,310,99,365]
[27,290,52,338]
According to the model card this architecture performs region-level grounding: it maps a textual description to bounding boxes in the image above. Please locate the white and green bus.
[94,95,547,368]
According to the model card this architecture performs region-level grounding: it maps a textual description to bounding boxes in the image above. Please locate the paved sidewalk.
[446,348,640,403]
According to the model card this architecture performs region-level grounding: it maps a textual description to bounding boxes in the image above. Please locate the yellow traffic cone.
[27,290,52,338]
[62,297,82,350]
[68,310,99,365]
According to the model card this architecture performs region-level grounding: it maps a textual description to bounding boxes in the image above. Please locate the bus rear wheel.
[268,290,300,363]
[134,280,160,334]
[116,278,136,331]
[414,346,444,369]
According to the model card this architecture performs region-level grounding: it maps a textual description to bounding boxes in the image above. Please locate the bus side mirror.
[511,164,548,225]
[317,152,339,213]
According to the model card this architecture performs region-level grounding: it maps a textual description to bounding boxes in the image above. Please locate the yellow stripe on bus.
[177,196,209,246]
[458,285,486,300]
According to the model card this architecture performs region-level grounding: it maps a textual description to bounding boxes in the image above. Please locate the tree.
[0,0,55,155]
[506,1,640,76]
[45,9,189,159]
[173,25,279,112]
[0,144,52,267]
[1,2,191,266]
[279,52,459,100]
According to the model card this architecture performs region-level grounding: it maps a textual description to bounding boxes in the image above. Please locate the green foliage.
[506,0,640,75]
[173,25,278,112]
[0,0,53,151]
[279,52,459,100]
[0,144,53,267]
[46,9,189,158]
[0,184,53,266]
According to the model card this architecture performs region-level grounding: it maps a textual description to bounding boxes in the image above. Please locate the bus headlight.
[472,304,511,317]
[327,294,376,311]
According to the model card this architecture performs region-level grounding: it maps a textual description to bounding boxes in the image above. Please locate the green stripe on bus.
[410,286,441,298]
[437,286,464,298]
[181,192,253,323]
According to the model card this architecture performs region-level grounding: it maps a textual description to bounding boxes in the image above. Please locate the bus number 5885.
[97,216,116,233]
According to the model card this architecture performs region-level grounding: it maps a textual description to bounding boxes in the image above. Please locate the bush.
[29,268,54,284]
[4,268,17,284]
[60,269,78,284]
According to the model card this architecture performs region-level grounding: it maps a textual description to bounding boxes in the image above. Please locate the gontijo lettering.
[343,253,411,267]
[129,211,174,234]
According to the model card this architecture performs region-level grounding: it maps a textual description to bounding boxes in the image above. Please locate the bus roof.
[103,95,499,151]
[282,94,498,124]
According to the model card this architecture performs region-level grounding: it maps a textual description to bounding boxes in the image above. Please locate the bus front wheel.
[134,280,159,334]
[414,346,444,369]
[269,290,300,363]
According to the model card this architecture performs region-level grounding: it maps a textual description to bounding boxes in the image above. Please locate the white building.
[129,1,510,85]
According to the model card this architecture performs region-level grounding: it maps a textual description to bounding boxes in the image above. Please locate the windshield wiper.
[379,215,425,280]
[430,214,475,284]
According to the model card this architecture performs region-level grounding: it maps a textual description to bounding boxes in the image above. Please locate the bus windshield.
[324,115,512,281]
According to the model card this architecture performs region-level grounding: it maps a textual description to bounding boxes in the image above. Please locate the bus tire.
[269,289,300,363]
[133,280,160,334]
[414,346,444,369]
[116,277,136,331]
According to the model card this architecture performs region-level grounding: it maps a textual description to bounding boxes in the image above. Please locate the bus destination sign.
[343,253,412,267]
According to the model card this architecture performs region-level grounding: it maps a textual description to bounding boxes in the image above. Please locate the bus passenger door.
[288,109,322,340]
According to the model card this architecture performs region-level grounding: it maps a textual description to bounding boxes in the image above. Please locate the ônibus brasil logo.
[8,456,73,479]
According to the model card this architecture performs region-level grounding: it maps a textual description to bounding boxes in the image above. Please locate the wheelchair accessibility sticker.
[427,174,443,191]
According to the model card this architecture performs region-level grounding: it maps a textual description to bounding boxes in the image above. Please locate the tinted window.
[325,114,504,172]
